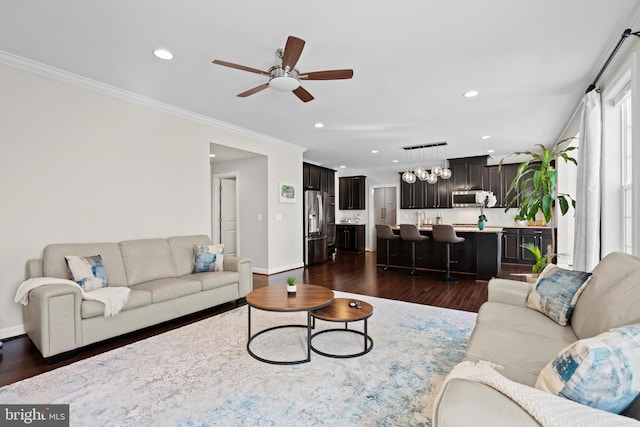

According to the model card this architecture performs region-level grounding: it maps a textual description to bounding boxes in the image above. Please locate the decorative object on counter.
[500,137,577,260]
[514,214,529,227]
[287,276,297,294]
[476,190,497,230]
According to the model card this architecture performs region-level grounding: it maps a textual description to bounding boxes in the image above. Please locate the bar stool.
[376,224,400,271]
[399,224,428,276]
[432,224,465,282]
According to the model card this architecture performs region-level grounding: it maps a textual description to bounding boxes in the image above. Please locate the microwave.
[451,190,482,207]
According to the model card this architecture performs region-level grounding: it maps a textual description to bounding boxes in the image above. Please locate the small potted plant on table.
[287,276,297,294]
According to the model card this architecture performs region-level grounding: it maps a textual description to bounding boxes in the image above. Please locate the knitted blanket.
[15,277,130,317]
[435,361,639,427]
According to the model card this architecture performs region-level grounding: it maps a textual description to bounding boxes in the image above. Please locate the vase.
[287,285,296,294]
[477,220,486,230]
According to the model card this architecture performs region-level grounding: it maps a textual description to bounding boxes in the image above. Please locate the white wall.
[212,156,269,271]
[0,62,304,338]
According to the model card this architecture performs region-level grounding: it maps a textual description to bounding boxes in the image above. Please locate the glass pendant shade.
[416,169,429,181]
[440,168,452,179]
[432,165,442,176]
[426,172,438,184]
[414,167,426,177]
[402,171,416,183]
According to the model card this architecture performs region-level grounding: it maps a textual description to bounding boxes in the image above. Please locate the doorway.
[212,173,239,256]
[369,185,398,251]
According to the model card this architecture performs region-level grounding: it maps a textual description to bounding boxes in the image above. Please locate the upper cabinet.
[303,162,335,196]
[400,176,425,209]
[339,176,366,210]
[484,163,519,208]
[399,172,451,209]
[448,156,488,191]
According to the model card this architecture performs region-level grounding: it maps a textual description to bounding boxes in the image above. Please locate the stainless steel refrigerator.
[304,190,328,265]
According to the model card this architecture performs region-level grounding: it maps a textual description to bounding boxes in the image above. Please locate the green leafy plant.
[520,243,552,275]
[499,137,577,224]
[286,276,296,286]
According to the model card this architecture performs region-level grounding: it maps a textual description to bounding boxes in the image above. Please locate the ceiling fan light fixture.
[269,76,300,91]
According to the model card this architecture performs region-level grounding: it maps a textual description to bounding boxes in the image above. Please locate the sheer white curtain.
[573,90,602,271]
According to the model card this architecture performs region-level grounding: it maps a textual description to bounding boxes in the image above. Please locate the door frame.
[367,183,400,251]
[212,171,240,256]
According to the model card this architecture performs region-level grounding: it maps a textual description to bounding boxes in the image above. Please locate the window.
[602,65,636,257]
[619,90,633,254]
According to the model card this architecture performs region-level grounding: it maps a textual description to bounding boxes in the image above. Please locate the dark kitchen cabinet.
[339,176,366,210]
[449,156,488,191]
[303,162,335,196]
[484,163,520,208]
[336,224,365,252]
[501,227,554,265]
[400,176,425,209]
[424,173,451,208]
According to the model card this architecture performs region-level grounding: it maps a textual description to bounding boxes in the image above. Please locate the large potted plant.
[499,137,577,271]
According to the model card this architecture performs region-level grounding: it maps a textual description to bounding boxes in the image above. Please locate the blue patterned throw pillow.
[536,322,640,414]
[64,254,108,291]
[193,244,224,273]
[526,264,591,325]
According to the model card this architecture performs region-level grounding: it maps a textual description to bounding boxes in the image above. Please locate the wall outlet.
[275,214,283,221]
[492,214,498,220]
[257,214,263,221]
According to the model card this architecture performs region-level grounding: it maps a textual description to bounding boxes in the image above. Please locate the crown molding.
[0,50,306,153]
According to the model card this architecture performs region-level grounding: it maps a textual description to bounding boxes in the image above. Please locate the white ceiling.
[1,0,639,173]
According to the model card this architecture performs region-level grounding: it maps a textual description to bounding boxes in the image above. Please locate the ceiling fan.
[212,35,353,102]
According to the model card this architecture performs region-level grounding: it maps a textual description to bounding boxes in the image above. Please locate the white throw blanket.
[435,361,639,427]
[15,277,130,317]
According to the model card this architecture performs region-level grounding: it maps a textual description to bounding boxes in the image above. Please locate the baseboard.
[252,262,305,275]
[1,324,26,340]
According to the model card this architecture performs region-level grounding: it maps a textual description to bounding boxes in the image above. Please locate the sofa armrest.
[434,378,540,427]
[23,284,83,358]
[488,278,532,307]
[223,255,253,297]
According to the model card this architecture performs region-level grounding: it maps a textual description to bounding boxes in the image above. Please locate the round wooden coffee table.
[246,284,334,365]
[310,298,374,358]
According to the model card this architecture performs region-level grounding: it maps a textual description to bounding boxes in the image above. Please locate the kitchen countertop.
[391,224,503,233]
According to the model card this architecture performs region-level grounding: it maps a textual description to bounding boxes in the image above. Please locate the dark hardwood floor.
[0,251,529,387]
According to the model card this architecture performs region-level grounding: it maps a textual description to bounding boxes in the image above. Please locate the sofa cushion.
[64,255,108,291]
[118,238,178,286]
[526,264,591,326]
[536,323,640,414]
[182,271,240,291]
[43,242,128,286]
[168,235,211,276]
[81,289,152,319]
[131,278,202,303]
[572,252,640,339]
[464,302,577,386]
[193,244,224,273]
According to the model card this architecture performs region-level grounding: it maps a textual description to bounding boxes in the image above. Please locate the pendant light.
[432,144,443,177]
[402,147,416,183]
[416,146,429,181]
[426,145,437,184]
[440,143,452,180]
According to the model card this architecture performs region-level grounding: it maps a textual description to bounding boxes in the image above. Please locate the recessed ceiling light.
[481,135,491,140]
[314,123,324,128]
[340,165,346,169]
[487,149,495,153]
[209,154,216,158]
[463,90,479,98]
[371,150,379,154]
[392,160,399,163]
[153,49,173,60]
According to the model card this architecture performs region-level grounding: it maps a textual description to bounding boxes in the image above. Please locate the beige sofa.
[23,235,252,359]
[434,252,640,425]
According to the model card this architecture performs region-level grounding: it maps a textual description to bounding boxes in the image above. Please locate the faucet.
[418,211,426,225]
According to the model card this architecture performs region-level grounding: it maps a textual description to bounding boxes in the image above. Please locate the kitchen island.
[376,224,503,280]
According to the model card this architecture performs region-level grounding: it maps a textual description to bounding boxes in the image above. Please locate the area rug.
[0,292,476,426]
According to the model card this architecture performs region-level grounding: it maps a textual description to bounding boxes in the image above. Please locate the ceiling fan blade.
[293,86,314,102]
[237,83,270,97]
[300,69,354,80]
[212,60,270,77]
[281,36,305,71]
